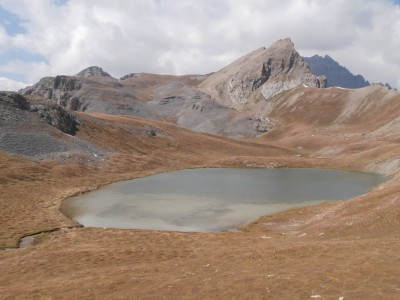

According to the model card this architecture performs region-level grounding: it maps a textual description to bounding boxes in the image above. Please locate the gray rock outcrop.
[0,91,30,110]
[29,101,78,135]
[0,92,78,135]
[199,38,326,109]
[21,75,86,111]
[76,66,111,78]
[19,69,154,117]
[120,73,143,80]
[260,73,326,99]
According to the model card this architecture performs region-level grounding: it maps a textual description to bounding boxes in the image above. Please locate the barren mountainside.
[13,38,400,144]
[20,39,330,138]
[199,38,327,109]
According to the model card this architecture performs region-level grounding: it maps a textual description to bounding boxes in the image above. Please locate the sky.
[0,0,399,91]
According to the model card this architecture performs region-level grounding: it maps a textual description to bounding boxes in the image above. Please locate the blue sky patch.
[0,6,26,36]
[0,50,48,65]
[0,71,27,83]
[52,0,69,6]
[0,50,48,83]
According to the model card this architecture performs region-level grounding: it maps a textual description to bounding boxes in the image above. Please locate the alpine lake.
[61,168,386,232]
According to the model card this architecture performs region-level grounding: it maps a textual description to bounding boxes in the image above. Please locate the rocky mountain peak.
[76,66,111,78]
[268,37,294,49]
[305,55,370,89]
[199,38,326,109]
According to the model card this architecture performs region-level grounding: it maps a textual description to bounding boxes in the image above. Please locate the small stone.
[260,235,271,239]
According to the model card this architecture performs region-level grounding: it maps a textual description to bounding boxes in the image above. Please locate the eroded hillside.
[21,39,328,138]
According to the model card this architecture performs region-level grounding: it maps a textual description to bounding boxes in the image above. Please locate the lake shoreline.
[61,167,386,232]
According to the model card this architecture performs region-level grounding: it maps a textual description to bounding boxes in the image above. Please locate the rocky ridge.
[199,38,326,109]
[305,55,370,89]
[20,70,269,138]
[20,73,154,118]
[23,39,387,139]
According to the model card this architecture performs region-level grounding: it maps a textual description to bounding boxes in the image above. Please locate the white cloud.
[0,59,51,83]
[0,76,27,91]
[0,0,399,88]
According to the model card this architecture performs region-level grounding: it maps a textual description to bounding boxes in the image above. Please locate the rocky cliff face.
[305,55,370,89]
[199,38,326,109]
[20,68,152,117]
[0,92,78,135]
[0,92,106,160]
[21,75,87,111]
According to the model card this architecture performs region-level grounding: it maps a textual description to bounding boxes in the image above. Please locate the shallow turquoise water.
[61,168,386,232]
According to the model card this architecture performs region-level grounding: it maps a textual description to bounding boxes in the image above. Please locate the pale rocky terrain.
[21,38,326,139]
[199,38,326,109]
[1,38,400,299]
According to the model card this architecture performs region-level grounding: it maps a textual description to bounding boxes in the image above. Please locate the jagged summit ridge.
[199,38,326,109]
[305,55,370,89]
[76,66,111,78]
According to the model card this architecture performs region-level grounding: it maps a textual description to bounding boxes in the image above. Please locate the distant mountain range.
[14,38,397,142]
[20,38,327,138]
[305,55,370,89]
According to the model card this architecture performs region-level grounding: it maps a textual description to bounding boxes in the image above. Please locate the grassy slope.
[0,113,294,248]
[1,87,400,299]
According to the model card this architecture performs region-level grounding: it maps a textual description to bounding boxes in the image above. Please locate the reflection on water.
[61,168,386,232]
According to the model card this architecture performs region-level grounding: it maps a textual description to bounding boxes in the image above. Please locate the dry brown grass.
[2,87,400,299]
[0,113,293,249]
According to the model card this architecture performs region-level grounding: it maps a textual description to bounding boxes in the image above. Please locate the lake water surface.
[61,168,386,232]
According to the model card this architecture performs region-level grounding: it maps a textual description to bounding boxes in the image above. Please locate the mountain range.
[2,37,400,299]
[20,38,328,138]
[3,37,397,160]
